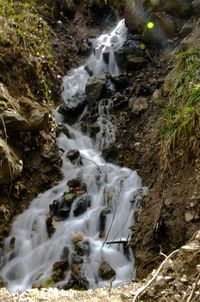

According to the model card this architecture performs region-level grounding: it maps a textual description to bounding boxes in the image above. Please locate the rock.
[179,21,196,38]
[115,40,147,71]
[66,150,80,161]
[63,271,89,290]
[74,240,91,257]
[0,275,7,288]
[125,1,176,43]
[0,83,48,131]
[185,212,194,222]
[110,74,130,91]
[192,0,200,16]
[55,0,76,19]
[129,97,148,115]
[85,74,107,106]
[89,123,100,138]
[46,216,56,237]
[153,0,192,16]
[67,177,81,189]
[63,193,76,203]
[0,138,23,184]
[155,275,166,287]
[180,25,200,51]
[58,93,87,120]
[79,38,92,56]
[98,261,116,280]
[73,195,91,217]
[196,264,200,272]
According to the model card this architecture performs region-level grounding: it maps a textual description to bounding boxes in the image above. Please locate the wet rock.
[63,270,89,290]
[66,150,80,161]
[111,93,129,111]
[54,0,76,19]
[89,123,100,138]
[98,261,116,280]
[115,40,147,71]
[74,240,91,257]
[0,275,7,288]
[0,138,23,184]
[192,0,200,16]
[110,74,130,91]
[71,253,84,265]
[58,93,87,120]
[129,97,148,115]
[63,193,76,203]
[57,123,70,138]
[102,145,118,163]
[78,38,92,56]
[67,178,82,190]
[46,216,56,237]
[85,74,107,106]
[73,195,91,217]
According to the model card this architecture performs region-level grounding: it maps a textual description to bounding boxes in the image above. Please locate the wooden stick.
[132,249,179,302]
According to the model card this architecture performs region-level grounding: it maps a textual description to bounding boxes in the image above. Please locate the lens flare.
[147,22,155,29]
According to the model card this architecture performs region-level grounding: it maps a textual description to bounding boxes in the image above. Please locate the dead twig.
[186,272,200,302]
[132,249,179,302]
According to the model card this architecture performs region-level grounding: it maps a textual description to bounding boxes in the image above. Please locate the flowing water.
[0,20,147,292]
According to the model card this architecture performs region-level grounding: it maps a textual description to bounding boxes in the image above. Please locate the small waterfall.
[0,20,147,292]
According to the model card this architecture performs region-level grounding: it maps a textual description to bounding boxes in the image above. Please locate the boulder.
[0,275,7,288]
[0,83,48,131]
[125,1,177,43]
[115,40,147,71]
[58,93,87,120]
[150,0,192,16]
[85,74,107,106]
[98,261,116,280]
[180,25,200,51]
[129,97,148,114]
[73,195,91,217]
[66,150,80,161]
[192,0,200,16]
[74,240,91,257]
[0,138,23,184]
[67,177,82,189]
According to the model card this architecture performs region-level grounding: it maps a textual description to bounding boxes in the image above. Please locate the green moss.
[0,0,56,103]
[160,50,200,165]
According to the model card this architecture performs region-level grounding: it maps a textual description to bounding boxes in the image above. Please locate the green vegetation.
[160,50,200,166]
[0,0,56,103]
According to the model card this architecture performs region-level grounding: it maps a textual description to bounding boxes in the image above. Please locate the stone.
[89,123,100,138]
[129,97,148,114]
[98,261,116,280]
[0,83,48,131]
[114,40,146,71]
[67,177,81,189]
[191,0,200,16]
[180,25,200,51]
[0,275,7,288]
[196,264,200,272]
[0,138,23,184]
[155,275,166,287]
[63,271,89,290]
[185,212,193,222]
[66,150,80,161]
[58,94,87,120]
[74,240,91,257]
[73,195,91,217]
[85,74,107,106]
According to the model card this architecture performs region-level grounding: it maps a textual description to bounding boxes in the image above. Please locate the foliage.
[160,50,200,166]
[0,0,56,103]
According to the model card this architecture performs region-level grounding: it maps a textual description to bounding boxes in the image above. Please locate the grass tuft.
[160,50,200,167]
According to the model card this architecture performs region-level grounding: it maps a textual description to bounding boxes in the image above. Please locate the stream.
[0,20,147,292]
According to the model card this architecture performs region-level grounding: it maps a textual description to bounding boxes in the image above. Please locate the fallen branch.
[132,249,179,302]
[106,240,128,245]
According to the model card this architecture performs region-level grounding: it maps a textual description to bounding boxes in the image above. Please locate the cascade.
[0,20,147,292]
